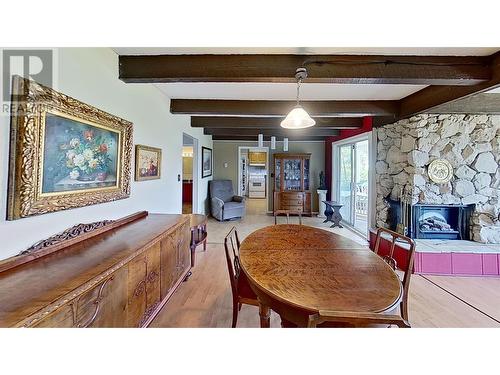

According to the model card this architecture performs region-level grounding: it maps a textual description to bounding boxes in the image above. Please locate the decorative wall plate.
[427,159,453,184]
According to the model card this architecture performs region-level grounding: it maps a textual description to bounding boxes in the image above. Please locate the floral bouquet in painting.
[61,130,113,182]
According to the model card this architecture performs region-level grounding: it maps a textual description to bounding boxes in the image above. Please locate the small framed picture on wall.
[202,146,213,178]
[135,145,162,181]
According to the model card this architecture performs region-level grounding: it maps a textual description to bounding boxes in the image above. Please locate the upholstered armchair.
[209,180,246,221]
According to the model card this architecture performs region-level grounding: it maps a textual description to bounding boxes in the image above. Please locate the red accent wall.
[182,181,193,203]
[324,116,373,200]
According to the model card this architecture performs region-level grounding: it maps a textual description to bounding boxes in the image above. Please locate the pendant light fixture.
[280,67,316,129]
[258,133,263,148]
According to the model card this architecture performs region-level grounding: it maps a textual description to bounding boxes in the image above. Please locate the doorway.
[237,146,269,215]
[182,133,198,214]
[332,135,371,237]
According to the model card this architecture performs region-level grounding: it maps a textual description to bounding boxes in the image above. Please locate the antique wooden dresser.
[0,211,191,327]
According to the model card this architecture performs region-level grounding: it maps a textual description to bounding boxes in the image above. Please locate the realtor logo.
[2,49,54,101]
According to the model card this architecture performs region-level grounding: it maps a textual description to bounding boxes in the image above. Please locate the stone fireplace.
[375,113,500,244]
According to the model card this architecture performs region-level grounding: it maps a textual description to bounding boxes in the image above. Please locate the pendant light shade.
[280,105,316,129]
[281,67,315,130]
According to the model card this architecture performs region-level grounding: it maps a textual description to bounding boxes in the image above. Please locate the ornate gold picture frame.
[135,145,162,181]
[7,76,133,220]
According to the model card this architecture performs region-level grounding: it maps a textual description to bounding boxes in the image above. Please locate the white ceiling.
[114,48,498,102]
[154,82,427,100]
[114,47,498,56]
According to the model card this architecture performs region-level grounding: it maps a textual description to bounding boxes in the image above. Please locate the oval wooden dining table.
[239,225,402,327]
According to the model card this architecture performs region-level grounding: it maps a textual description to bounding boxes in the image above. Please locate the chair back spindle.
[274,209,303,225]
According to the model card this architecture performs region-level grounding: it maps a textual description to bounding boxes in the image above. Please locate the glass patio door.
[336,139,369,236]
[354,140,369,234]
[339,144,354,226]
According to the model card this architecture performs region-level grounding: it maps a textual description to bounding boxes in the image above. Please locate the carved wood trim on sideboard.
[0,211,148,273]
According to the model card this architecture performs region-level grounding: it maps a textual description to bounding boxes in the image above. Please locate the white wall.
[0,48,212,259]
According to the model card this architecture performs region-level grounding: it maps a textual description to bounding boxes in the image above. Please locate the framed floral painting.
[7,76,133,220]
[135,145,161,181]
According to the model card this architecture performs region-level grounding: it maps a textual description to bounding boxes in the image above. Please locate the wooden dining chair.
[274,209,303,225]
[224,227,259,328]
[373,227,416,322]
[307,311,410,328]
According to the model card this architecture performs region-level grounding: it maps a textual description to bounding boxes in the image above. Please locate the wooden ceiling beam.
[204,128,339,137]
[191,116,363,129]
[171,99,398,117]
[426,93,500,114]
[119,54,491,85]
[399,52,500,118]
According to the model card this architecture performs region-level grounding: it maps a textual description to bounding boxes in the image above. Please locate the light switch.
[224,162,228,168]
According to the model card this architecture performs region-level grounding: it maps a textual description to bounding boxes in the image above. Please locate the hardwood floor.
[423,275,500,322]
[182,202,192,214]
[150,243,282,328]
[151,201,500,328]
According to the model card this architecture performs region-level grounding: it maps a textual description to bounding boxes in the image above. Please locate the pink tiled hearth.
[369,230,500,277]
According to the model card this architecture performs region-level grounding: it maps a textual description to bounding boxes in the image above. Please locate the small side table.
[189,214,208,268]
[322,201,344,229]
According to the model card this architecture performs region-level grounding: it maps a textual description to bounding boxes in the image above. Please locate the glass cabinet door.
[303,158,310,191]
[283,159,301,191]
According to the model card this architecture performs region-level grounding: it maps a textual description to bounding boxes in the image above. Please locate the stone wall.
[375,113,500,243]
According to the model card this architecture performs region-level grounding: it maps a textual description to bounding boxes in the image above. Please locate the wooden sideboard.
[0,211,191,328]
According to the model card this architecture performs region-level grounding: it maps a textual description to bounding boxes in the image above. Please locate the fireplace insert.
[410,204,474,240]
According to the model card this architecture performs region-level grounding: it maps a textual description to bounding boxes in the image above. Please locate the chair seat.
[224,201,245,210]
[237,273,257,300]
[223,201,245,219]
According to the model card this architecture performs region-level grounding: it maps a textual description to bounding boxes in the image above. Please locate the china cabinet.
[273,153,312,215]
